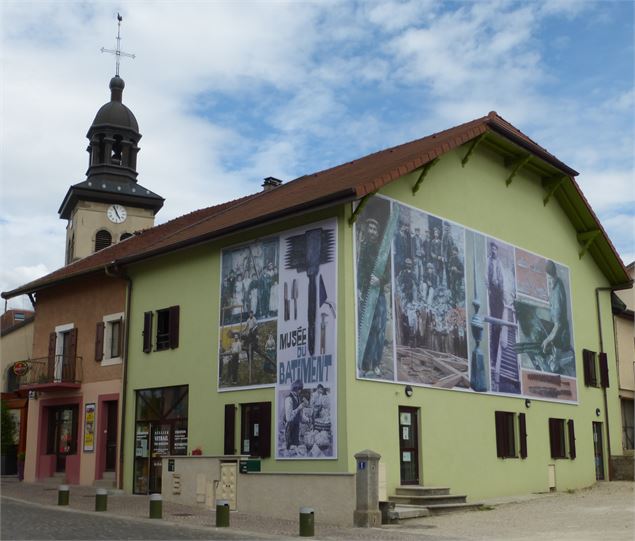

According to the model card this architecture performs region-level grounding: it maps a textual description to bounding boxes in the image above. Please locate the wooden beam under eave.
[542,174,568,206]
[412,158,439,194]
[505,154,532,186]
[577,229,601,259]
[461,132,487,167]
[348,191,377,225]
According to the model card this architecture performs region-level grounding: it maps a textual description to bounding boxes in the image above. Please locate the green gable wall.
[123,141,621,500]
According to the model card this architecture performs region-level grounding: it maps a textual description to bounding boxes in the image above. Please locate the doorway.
[47,406,78,472]
[104,401,118,472]
[592,421,605,481]
[398,406,420,485]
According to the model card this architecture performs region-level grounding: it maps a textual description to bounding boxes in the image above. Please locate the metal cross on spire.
[101,13,135,77]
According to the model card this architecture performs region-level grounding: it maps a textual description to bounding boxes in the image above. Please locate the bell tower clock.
[59,16,164,264]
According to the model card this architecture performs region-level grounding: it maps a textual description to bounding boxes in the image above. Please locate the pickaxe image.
[285,227,335,356]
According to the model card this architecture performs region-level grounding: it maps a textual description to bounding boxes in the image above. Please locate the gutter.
[104,262,133,491]
[595,280,633,481]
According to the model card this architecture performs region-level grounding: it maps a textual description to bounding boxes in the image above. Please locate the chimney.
[262,177,283,191]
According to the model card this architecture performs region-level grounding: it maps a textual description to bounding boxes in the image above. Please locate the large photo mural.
[218,218,338,459]
[354,196,576,403]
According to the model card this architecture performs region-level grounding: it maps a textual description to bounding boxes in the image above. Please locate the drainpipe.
[595,281,633,481]
[105,262,133,491]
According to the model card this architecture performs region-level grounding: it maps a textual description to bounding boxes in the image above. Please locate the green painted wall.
[123,142,621,500]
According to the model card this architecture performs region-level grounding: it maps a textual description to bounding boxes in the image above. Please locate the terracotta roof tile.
[3,111,628,296]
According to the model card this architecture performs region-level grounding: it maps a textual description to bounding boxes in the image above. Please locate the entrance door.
[47,406,78,472]
[398,406,420,485]
[104,401,118,472]
[149,423,171,494]
[592,422,605,481]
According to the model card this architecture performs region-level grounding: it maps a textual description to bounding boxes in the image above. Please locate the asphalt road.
[0,497,274,541]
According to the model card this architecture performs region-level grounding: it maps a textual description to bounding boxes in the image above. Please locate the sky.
[1,0,633,309]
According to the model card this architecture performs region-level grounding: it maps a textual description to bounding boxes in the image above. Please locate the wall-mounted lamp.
[405,385,413,398]
[595,408,601,417]
[525,399,531,409]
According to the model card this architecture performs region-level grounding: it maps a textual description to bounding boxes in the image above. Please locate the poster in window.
[152,425,170,456]
[83,403,95,452]
[173,428,188,455]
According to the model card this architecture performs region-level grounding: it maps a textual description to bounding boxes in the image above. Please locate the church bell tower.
[58,16,164,264]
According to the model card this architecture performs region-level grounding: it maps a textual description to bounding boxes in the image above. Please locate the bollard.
[95,488,108,512]
[299,507,315,537]
[216,499,230,527]
[57,485,69,506]
[149,493,162,519]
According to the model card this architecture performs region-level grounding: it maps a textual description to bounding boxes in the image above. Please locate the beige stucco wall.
[161,456,355,526]
[67,201,155,262]
[0,321,34,391]
[614,265,634,398]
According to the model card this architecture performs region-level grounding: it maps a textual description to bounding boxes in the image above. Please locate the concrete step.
[392,504,431,520]
[426,502,484,515]
[395,485,451,497]
[389,493,466,506]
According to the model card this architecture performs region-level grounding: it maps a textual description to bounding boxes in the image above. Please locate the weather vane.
[101,13,135,77]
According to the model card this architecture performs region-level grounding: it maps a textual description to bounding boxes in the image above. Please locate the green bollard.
[299,507,314,537]
[57,485,69,506]
[149,493,162,519]
[95,488,108,512]
[216,499,230,527]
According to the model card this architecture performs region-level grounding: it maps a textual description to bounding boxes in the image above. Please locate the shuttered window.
[95,321,105,361]
[95,229,112,252]
[224,404,236,455]
[518,413,528,459]
[143,312,153,353]
[598,353,609,388]
[495,411,516,458]
[240,402,272,458]
[567,419,576,459]
[582,349,598,387]
[549,418,566,459]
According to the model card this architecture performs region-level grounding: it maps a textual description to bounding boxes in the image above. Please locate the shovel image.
[285,227,335,356]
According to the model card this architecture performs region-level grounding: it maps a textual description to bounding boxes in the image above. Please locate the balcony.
[15,356,83,393]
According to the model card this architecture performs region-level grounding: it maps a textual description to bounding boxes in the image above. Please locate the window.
[95,229,112,252]
[142,306,180,353]
[582,349,598,387]
[549,418,567,459]
[494,411,527,459]
[240,402,272,458]
[96,313,124,365]
[49,323,77,382]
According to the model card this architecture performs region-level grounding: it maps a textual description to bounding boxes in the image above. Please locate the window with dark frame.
[549,418,567,459]
[495,411,516,458]
[240,402,271,458]
[109,319,122,358]
[145,306,180,352]
[582,349,598,387]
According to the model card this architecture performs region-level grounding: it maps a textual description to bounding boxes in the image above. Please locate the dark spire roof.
[90,76,139,134]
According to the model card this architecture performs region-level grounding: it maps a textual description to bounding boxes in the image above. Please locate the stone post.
[353,449,382,527]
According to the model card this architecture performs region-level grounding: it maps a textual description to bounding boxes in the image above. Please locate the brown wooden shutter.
[169,305,180,349]
[518,413,527,459]
[224,404,236,455]
[259,402,272,459]
[143,311,153,353]
[68,328,78,381]
[567,419,576,459]
[95,322,105,362]
[548,418,558,458]
[47,332,57,379]
[598,352,609,388]
[495,411,505,458]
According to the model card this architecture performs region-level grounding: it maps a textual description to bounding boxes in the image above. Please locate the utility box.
[239,459,261,473]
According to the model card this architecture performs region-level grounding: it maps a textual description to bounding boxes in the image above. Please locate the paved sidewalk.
[1,477,633,540]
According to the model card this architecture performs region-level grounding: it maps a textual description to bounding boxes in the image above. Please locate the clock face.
[107,204,127,224]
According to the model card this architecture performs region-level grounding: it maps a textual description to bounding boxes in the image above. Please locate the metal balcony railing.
[13,355,83,388]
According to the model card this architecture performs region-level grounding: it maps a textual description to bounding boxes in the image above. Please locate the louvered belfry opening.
[95,229,112,252]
